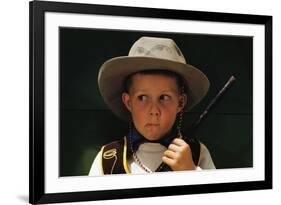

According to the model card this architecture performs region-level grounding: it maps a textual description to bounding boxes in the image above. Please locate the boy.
[89,36,215,175]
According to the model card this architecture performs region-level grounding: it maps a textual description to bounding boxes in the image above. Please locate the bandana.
[127,124,178,153]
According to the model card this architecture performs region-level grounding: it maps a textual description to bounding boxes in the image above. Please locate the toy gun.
[156,75,236,172]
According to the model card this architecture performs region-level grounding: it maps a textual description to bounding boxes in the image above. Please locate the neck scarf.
[128,124,177,153]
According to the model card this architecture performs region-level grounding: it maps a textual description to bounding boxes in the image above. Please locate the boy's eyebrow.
[131,89,147,93]
[132,89,178,93]
[160,89,178,93]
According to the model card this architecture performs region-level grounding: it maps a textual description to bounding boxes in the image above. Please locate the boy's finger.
[168,144,180,152]
[172,138,188,146]
[162,156,175,166]
[164,149,177,159]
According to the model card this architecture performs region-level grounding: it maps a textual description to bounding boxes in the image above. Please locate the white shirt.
[89,141,215,176]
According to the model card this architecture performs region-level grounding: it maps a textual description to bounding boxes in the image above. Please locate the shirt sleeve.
[198,143,216,169]
[88,150,103,176]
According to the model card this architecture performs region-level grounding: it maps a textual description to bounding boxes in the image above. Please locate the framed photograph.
[29,0,272,204]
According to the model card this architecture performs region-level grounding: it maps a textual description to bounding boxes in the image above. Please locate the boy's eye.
[138,95,148,101]
[159,95,171,101]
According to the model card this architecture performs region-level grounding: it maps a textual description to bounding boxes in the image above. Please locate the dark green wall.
[59,28,253,176]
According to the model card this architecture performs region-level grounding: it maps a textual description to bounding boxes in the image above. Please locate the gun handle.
[185,137,201,166]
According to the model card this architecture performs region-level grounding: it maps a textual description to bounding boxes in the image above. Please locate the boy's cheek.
[131,106,146,115]
[163,107,179,117]
[131,110,147,124]
[131,104,149,114]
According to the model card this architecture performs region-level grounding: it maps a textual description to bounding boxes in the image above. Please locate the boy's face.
[122,73,187,141]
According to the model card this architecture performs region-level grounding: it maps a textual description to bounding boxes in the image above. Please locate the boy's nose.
[149,102,160,116]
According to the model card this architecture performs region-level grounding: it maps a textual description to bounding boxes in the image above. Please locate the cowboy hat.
[98,36,210,121]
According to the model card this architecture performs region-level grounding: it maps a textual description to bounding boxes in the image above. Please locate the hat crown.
[98,36,210,121]
[128,37,186,64]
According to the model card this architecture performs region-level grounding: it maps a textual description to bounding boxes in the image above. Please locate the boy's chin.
[142,133,163,141]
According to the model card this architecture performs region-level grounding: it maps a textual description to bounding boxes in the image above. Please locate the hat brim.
[98,56,210,121]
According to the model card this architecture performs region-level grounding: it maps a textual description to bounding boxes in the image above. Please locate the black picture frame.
[29,0,272,204]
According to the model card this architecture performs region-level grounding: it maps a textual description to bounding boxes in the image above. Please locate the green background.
[59,28,253,176]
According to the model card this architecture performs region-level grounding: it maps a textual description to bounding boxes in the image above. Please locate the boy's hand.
[162,138,196,171]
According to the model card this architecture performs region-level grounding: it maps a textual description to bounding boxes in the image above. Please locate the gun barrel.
[184,75,236,139]
[156,75,236,172]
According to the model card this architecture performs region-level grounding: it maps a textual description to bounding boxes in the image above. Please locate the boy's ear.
[122,92,132,112]
[178,94,187,113]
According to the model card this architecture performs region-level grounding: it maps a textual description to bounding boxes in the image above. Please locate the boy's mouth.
[145,123,160,127]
